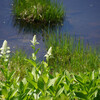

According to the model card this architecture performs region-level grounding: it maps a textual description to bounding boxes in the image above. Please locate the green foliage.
[13,0,65,24]
[0,35,100,100]
[9,50,32,80]
[44,33,100,73]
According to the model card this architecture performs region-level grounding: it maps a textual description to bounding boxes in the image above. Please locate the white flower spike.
[0,40,7,54]
[0,40,10,61]
[31,35,39,46]
[45,47,52,61]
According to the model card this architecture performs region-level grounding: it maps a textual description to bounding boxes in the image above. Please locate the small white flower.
[4,59,8,62]
[45,47,52,61]
[0,40,7,54]
[31,35,39,46]
[6,50,10,53]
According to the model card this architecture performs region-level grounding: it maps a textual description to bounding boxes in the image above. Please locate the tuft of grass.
[44,32,100,73]
[9,50,32,80]
[13,0,65,25]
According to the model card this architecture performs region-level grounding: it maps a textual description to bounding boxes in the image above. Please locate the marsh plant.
[44,32,100,73]
[13,0,65,24]
[0,35,100,100]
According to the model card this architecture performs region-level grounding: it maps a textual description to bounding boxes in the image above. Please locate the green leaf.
[74,75,84,85]
[75,91,87,99]
[48,77,58,88]
[92,71,94,80]
[55,76,64,87]
[56,87,64,97]
[64,83,69,91]
[2,86,8,97]
[9,89,18,99]
[31,67,37,81]
[19,81,24,92]
[42,61,48,69]
[27,77,37,89]
[88,87,98,98]
[42,73,49,83]
[22,78,27,85]
[35,48,40,55]
[8,71,16,81]
[26,59,36,68]
[38,77,44,91]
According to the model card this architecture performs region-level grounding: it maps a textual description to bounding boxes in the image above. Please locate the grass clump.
[13,0,65,24]
[44,32,100,73]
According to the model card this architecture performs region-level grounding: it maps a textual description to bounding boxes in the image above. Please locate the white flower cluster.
[0,40,10,61]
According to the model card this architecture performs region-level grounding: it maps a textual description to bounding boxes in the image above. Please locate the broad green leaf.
[2,87,8,97]
[42,73,49,83]
[31,67,37,81]
[48,86,55,96]
[38,77,44,91]
[42,61,48,69]
[75,91,87,99]
[56,87,64,97]
[48,77,58,88]
[64,83,69,91]
[27,79,37,89]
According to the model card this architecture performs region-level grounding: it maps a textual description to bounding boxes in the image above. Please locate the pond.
[0,0,100,59]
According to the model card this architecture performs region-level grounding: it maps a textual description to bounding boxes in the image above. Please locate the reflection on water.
[0,0,100,58]
[61,0,100,47]
[12,16,63,34]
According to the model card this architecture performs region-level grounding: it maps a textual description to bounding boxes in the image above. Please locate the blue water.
[0,0,100,58]
[61,0,100,46]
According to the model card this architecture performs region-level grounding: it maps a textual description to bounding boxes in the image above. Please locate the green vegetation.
[44,33,100,73]
[13,0,65,24]
[0,35,100,99]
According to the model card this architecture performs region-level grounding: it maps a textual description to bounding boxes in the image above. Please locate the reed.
[44,32,100,73]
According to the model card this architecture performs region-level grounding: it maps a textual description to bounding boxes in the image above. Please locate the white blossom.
[45,47,52,61]
[0,40,10,61]
[31,35,39,46]
[0,40,7,55]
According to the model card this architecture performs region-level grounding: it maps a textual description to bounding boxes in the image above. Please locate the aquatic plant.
[44,32,100,73]
[0,35,100,99]
[13,0,65,25]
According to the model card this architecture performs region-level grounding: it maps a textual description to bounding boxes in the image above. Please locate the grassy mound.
[13,0,65,24]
